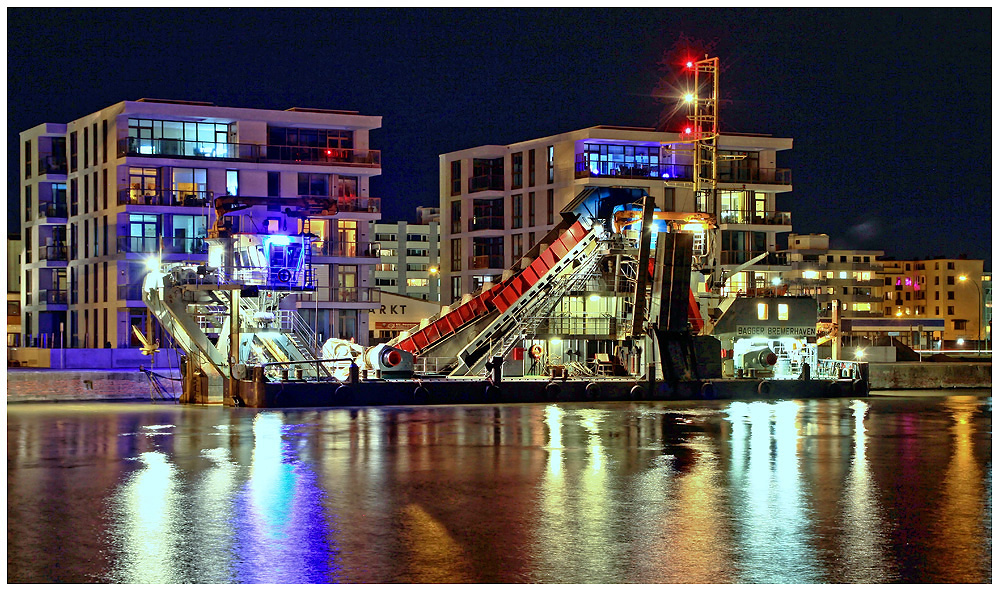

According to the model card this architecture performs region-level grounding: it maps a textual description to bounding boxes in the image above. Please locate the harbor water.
[7,391,992,583]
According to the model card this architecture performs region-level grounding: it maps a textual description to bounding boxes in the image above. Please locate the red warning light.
[686,61,694,69]
[684,127,693,134]
[326,149,333,156]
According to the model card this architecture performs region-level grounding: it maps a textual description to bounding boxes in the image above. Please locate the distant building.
[7,235,23,347]
[439,125,793,305]
[371,213,441,302]
[19,99,383,348]
[368,292,443,344]
[878,257,986,348]
[783,233,884,320]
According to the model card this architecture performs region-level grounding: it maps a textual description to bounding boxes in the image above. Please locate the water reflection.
[6,395,993,584]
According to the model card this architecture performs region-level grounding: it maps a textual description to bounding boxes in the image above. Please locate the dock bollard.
[349,362,360,384]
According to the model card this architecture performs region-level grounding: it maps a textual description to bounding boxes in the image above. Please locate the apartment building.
[19,99,382,348]
[878,257,987,347]
[370,216,441,302]
[7,235,23,347]
[783,233,884,320]
[439,126,793,304]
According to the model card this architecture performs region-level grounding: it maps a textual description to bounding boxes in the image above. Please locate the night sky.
[7,8,993,267]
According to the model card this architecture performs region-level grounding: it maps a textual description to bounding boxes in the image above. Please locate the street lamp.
[958,275,983,356]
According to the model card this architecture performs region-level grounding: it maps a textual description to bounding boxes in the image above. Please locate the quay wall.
[869,362,991,390]
[7,369,181,403]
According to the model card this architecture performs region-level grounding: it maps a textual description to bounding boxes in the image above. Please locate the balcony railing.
[310,240,381,258]
[468,174,504,193]
[333,196,380,213]
[37,289,68,305]
[117,235,207,255]
[118,284,145,301]
[38,244,69,262]
[469,255,505,269]
[297,287,381,303]
[469,215,505,231]
[37,155,67,175]
[119,188,213,207]
[719,209,792,226]
[721,251,789,266]
[575,158,695,181]
[38,203,68,219]
[119,137,380,167]
[719,167,792,185]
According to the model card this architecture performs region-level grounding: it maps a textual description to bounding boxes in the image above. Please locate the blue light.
[265,235,291,247]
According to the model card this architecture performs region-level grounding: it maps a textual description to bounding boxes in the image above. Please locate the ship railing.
[815,359,864,380]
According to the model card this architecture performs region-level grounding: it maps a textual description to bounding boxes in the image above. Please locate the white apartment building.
[438,126,793,305]
[370,218,441,302]
[783,233,884,320]
[19,99,382,349]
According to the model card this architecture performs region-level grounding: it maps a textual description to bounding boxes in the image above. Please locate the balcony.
[575,158,694,181]
[37,155,67,176]
[468,215,505,232]
[118,138,380,168]
[117,235,207,255]
[310,240,381,258]
[38,244,69,262]
[119,188,212,208]
[468,174,504,193]
[37,289,68,306]
[720,251,789,266]
[297,287,381,304]
[719,167,792,185]
[332,196,380,213]
[719,209,791,226]
[469,255,505,270]
[37,203,68,220]
[118,284,145,301]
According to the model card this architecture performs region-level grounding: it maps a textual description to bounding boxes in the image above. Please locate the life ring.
[529,344,544,359]
[276,268,292,283]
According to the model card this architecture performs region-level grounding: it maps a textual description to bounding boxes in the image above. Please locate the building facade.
[438,126,793,305]
[19,99,383,349]
[878,257,987,347]
[783,233,884,320]
[371,218,441,302]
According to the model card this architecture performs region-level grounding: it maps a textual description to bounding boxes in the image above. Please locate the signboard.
[736,325,816,338]
[374,322,418,331]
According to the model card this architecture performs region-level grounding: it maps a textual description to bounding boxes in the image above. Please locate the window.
[512,194,522,229]
[407,278,429,287]
[268,172,281,197]
[24,140,31,178]
[375,278,397,287]
[102,169,108,210]
[935,306,940,315]
[935,276,940,285]
[778,303,788,320]
[512,234,523,260]
[298,173,330,196]
[528,192,535,226]
[947,291,955,300]
[546,189,554,224]
[884,277,893,286]
[470,157,504,192]
[83,127,89,169]
[953,319,968,330]
[528,149,536,186]
[451,201,462,234]
[451,160,462,196]
[451,276,462,303]
[547,145,554,183]
[947,306,955,315]
[226,170,239,196]
[24,186,31,222]
[511,152,523,189]
[128,214,160,253]
[947,262,955,270]
[173,168,208,204]
[529,232,535,249]
[406,248,428,257]
[83,175,89,214]
[70,131,78,172]
[102,120,108,163]
[451,238,462,271]
[757,302,768,320]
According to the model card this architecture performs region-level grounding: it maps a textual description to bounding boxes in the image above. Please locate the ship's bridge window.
[757,302,768,320]
[778,303,789,320]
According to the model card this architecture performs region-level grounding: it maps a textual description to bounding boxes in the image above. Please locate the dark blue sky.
[8,8,992,266]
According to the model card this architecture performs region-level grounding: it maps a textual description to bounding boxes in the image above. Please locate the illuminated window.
[826,271,834,279]
[840,271,848,279]
[406,278,429,287]
[802,270,818,279]
[852,302,872,312]
[778,303,788,320]
[757,302,768,320]
[860,271,870,281]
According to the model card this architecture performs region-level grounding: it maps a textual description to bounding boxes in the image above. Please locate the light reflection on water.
[6,394,993,584]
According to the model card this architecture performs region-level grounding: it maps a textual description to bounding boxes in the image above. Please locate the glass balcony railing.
[118,138,380,167]
[575,158,694,181]
[38,244,69,262]
[468,174,504,193]
[468,215,505,231]
[719,167,792,185]
[719,210,792,226]
[333,196,380,213]
[37,155,68,175]
[310,241,381,258]
[119,188,212,207]
[720,251,789,266]
[37,289,68,305]
[117,235,207,255]
[469,255,505,269]
[38,203,68,219]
